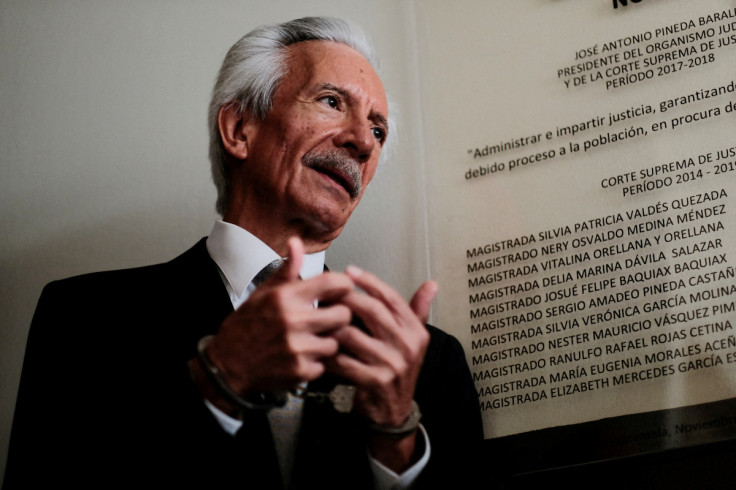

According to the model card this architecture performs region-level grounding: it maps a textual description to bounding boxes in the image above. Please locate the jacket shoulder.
[39,238,210,299]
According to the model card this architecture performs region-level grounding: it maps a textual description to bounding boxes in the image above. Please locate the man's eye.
[319,95,339,109]
[372,127,386,143]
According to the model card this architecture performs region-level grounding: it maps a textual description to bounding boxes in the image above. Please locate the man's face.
[235,40,388,247]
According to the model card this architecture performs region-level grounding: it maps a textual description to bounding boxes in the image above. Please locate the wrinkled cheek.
[362,167,378,188]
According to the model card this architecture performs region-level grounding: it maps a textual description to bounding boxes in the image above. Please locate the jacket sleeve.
[412,325,490,488]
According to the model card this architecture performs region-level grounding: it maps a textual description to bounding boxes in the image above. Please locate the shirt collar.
[206,220,326,298]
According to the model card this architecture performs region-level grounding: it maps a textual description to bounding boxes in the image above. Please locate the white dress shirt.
[204,220,429,490]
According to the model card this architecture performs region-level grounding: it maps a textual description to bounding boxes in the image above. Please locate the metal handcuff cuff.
[197,335,422,436]
[197,335,355,412]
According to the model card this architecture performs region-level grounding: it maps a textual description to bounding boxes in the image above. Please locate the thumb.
[270,236,304,283]
[409,280,439,324]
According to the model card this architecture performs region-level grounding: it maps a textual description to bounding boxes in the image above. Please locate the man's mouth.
[303,151,362,199]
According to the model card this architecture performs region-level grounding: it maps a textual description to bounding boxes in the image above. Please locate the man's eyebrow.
[316,83,350,100]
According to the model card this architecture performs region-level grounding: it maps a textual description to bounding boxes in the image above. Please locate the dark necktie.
[252,258,286,287]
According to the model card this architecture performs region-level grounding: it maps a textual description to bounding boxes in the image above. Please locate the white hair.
[208,16,379,215]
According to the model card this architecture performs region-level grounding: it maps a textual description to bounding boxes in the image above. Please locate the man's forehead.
[285,40,370,71]
[284,41,388,112]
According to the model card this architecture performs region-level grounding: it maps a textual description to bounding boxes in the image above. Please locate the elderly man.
[5,17,482,490]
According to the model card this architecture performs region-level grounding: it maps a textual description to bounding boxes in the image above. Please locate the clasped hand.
[205,236,438,431]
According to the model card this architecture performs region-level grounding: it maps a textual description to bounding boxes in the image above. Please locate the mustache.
[302,150,362,199]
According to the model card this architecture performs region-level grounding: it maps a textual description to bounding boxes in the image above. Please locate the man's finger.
[299,304,354,334]
[345,265,437,325]
[263,236,304,285]
[344,265,406,316]
[409,280,438,324]
[330,325,389,364]
[338,291,396,340]
[285,236,304,279]
[276,272,355,307]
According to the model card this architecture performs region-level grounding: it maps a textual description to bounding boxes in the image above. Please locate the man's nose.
[334,116,376,163]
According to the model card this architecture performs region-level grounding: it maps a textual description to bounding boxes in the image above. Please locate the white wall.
[0,0,429,480]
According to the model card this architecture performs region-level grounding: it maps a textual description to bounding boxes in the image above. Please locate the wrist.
[367,400,422,438]
[368,423,424,474]
[188,355,241,418]
[195,335,288,412]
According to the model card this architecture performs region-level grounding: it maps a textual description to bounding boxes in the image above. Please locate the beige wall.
[0,0,429,480]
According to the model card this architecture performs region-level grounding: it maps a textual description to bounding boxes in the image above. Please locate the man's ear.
[217,104,253,160]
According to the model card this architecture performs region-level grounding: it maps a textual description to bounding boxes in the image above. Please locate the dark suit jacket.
[5,239,484,489]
